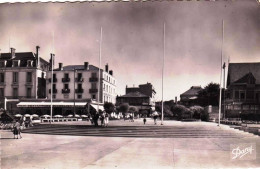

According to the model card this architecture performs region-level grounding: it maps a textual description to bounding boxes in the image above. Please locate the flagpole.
[97,27,102,112]
[218,20,224,126]
[161,22,165,125]
[50,31,54,123]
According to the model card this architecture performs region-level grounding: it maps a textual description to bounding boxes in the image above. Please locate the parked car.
[32,117,41,124]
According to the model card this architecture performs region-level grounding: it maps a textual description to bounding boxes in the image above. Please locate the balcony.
[75,88,84,93]
[75,78,84,82]
[49,89,58,94]
[89,89,98,93]
[89,77,98,82]
[49,78,57,83]
[62,78,70,83]
[62,88,70,94]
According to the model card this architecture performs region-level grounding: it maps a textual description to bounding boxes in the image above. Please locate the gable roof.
[180,86,202,97]
[233,72,256,84]
[227,62,260,86]
[119,91,149,98]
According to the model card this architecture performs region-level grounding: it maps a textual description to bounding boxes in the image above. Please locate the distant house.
[225,62,260,120]
[180,86,202,107]
[116,83,156,115]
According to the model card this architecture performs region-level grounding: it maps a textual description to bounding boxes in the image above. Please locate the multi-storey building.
[225,62,260,120]
[116,83,156,115]
[0,47,50,114]
[29,62,117,116]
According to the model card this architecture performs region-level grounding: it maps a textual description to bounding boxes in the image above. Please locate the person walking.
[13,120,22,139]
[143,115,147,125]
[104,111,109,127]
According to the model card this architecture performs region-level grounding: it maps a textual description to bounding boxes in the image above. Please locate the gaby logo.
[230,143,256,161]
[232,145,254,159]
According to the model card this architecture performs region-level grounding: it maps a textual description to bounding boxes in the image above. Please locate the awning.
[17,102,87,108]
[90,104,104,111]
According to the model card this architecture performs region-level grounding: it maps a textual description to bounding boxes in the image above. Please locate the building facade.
[224,62,260,120]
[0,47,50,114]
[117,83,156,115]
[180,86,202,107]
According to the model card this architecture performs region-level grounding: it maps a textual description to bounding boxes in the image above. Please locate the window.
[53,95,56,99]
[235,91,239,99]
[91,72,97,78]
[27,60,33,67]
[64,73,69,79]
[78,83,82,89]
[77,73,82,79]
[0,73,4,83]
[27,88,31,98]
[27,72,32,83]
[53,74,56,79]
[240,91,245,100]
[41,72,44,78]
[91,83,96,89]
[13,88,18,98]
[0,88,4,97]
[13,72,18,83]
[53,84,56,90]
[92,94,96,100]
[77,95,82,99]
[64,84,69,89]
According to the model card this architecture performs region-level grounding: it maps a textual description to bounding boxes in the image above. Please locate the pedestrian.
[100,111,105,127]
[93,112,99,127]
[143,117,147,125]
[13,120,22,139]
[104,111,109,127]
[153,115,158,125]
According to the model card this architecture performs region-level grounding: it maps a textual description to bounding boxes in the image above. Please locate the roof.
[227,62,260,86]
[233,72,256,84]
[0,52,35,60]
[180,86,202,97]
[53,65,101,71]
[119,91,149,98]
[0,52,49,64]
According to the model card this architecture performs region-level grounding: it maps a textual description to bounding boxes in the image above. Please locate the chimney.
[84,62,89,70]
[175,96,177,103]
[10,48,15,59]
[59,63,63,70]
[109,70,113,76]
[105,63,109,72]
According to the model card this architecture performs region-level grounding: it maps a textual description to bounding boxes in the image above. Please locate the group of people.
[90,110,109,127]
[11,115,34,139]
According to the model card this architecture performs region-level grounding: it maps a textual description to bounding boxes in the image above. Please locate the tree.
[129,106,138,115]
[119,103,129,115]
[171,104,189,120]
[197,83,220,106]
[104,102,115,114]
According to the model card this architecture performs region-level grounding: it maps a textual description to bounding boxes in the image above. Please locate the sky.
[0,0,259,101]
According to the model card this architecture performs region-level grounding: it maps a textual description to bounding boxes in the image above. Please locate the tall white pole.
[97,27,102,112]
[161,22,165,125]
[50,31,54,123]
[218,20,224,126]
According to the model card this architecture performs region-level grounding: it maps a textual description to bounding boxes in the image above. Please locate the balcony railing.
[225,98,259,103]
[75,78,84,82]
[89,77,98,82]
[89,89,98,93]
[75,88,84,93]
[49,89,58,94]
[62,89,70,94]
[62,78,70,83]
[49,78,57,83]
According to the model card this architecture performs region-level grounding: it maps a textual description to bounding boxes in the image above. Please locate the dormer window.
[12,60,19,67]
[27,60,33,67]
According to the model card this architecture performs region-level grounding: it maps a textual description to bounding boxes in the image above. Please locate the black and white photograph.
[0,0,259,168]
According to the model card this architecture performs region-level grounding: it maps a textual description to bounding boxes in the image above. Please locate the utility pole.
[97,27,102,112]
[161,22,165,125]
[74,68,76,117]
